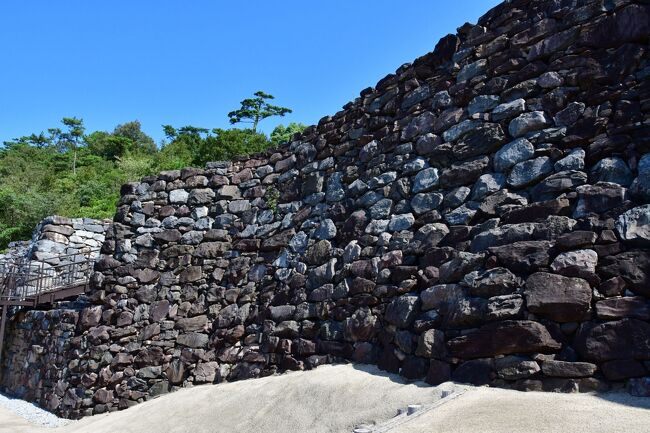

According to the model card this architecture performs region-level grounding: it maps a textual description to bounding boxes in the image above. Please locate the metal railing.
[0,249,99,304]
[0,249,100,365]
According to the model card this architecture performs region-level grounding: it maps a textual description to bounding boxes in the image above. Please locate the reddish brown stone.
[524,272,591,322]
[448,320,561,359]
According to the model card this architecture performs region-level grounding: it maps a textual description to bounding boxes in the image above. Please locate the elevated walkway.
[0,250,97,362]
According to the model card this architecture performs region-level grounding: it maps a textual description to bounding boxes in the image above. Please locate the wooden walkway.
[0,250,97,362]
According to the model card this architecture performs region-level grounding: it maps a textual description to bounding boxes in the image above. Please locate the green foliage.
[0,92,297,249]
[270,122,307,146]
[113,120,157,155]
[201,128,272,164]
[228,91,292,133]
[0,187,58,248]
[265,186,280,213]
[87,120,156,160]
[0,119,158,248]
[159,125,274,167]
[5,132,52,148]
[87,131,132,160]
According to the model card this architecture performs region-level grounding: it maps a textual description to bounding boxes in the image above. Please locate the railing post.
[0,248,99,307]
[38,261,44,296]
[0,305,7,366]
[69,257,75,285]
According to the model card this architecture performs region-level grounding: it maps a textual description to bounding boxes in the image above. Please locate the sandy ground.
[1,364,649,433]
[0,364,452,433]
[391,388,650,433]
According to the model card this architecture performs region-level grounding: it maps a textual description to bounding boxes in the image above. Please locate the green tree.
[160,125,210,165]
[228,91,292,133]
[0,101,303,249]
[3,132,52,148]
[160,125,272,167]
[200,128,270,165]
[113,120,156,154]
[87,131,131,160]
[270,122,307,146]
[49,117,86,174]
[86,121,156,160]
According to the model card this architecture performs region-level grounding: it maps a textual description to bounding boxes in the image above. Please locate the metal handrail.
[0,249,100,303]
[0,248,101,366]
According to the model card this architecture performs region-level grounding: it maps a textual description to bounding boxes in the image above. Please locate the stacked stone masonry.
[0,215,108,264]
[2,0,650,418]
[0,216,108,295]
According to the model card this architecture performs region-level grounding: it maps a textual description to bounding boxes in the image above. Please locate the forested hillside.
[0,116,305,249]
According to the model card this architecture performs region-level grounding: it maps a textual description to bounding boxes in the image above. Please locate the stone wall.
[0,216,108,404]
[0,308,80,405]
[2,0,650,418]
[0,215,108,268]
[0,216,108,296]
[29,215,107,262]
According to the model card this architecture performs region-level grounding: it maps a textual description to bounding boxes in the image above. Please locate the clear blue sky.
[0,1,501,145]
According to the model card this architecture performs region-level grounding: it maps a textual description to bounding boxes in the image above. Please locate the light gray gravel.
[0,392,70,428]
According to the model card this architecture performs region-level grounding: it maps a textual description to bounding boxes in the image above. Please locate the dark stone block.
[385,295,420,328]
[601,359,647,381]
[452,359,494,386]
[426,360,451,385]
[596,297,650,321]
[377,345,401,374]
[524,272,592,323]
[580,4,650,48]
[489,241,552,274]
[401,356,429,380]
[448,320,561,359]
[598,251,650,296]
[575,319,650,362]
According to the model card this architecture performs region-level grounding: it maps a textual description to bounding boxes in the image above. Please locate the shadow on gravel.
[351,363,434,389]
[350,363,650,410]
[594,391,650,410]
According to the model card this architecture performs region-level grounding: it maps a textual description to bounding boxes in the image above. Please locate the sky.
[0,1,501,145]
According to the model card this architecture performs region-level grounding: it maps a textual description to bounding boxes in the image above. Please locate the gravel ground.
[0,392,70,428]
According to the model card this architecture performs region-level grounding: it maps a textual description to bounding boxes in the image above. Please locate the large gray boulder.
[554,148,585,172]
[463,267,521,298]
[574,182,627,218]
[616,205,650,245]
[421,284,465,311]
[541,360,597,378]
[553,102,585,127]
[468,95,500,115]
[491,98,526,121]
[591,157,633,187]
[412,168,440,193]
[495,356,540,380]
[411,192,443,215]
[453,123,506,160]
[385,295,420,328]
[494,138,534,173]
[507,157,554,188]
[471,173,506,200]
[415,329,446,358]
[508,111,551,137]
[550,249,598,279]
